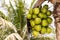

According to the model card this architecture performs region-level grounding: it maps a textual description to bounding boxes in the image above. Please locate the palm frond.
[4,0,26,31]
[0,11,9,20]
[0,0,28,40]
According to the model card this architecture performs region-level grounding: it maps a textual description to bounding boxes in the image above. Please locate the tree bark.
[34,0,44,7]
[53,2,60,40]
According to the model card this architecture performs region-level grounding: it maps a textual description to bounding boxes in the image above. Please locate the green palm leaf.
[4,0,26,31]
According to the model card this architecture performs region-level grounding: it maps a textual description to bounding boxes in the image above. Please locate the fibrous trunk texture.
[53,2,60,40]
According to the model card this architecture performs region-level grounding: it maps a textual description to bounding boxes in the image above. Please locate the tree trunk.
[53,16,60,40]
[34,0,44,8]
[53,2,60,40]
